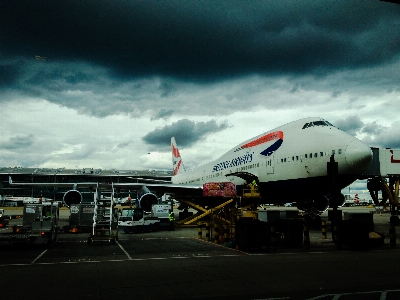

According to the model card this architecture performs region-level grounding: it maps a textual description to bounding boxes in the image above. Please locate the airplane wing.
[112,182,203,196]
[9,176,203,195]
[9,177,99,189]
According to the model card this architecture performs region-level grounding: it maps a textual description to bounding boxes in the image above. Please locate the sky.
[1,0,400,199]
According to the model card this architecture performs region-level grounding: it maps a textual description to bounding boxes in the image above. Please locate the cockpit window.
[312,121,326,126]
[302,120,334,129]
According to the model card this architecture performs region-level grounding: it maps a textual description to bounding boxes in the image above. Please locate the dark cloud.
[0,62,21,88]
[1,134,35,150]
[361,121,386,135]
[151,109,174,121]
[334,116,389,138]
[362,121,400,149]
[334,115,365,136]
[142,119,230,149]
[1,0,400,83]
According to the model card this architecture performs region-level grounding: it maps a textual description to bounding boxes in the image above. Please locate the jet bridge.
[362,148,400,221]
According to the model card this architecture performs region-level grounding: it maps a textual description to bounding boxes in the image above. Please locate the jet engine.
[296,196,330,214]
[296,193,345,218]
[328,192,345,208]
[138,186,159,212]
[63,190,82,208]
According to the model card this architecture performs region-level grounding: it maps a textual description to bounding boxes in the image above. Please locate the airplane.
[169,117,372,213]
[9,117,373,217]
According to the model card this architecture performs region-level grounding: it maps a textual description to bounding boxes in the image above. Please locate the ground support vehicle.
[88,186,118,245]
[151,204,174,231]
[0,202,59,245]
[0,216,9,228]
[64,204,94,233]
[118,207,160,233]
[0,209,9,228]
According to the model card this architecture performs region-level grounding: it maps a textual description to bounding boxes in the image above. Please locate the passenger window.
[296,156,299,160]
[338,149,342,154]
[314,153,317,158]
[310,153,312,158]
[320,152,323,157]
[332,150,336,155]
[305,154,307,158]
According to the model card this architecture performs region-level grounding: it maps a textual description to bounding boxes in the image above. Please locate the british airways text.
[212,152,253,172]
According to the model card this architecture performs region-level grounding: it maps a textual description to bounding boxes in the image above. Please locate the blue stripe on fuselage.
[260,139,283,156]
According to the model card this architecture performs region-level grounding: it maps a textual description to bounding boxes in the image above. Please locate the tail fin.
[171,137,185,175]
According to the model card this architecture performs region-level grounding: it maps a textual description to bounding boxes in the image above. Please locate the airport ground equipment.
[0,210,9,228]
[0,202,59,245]
[65,203,94,233]
[363,148,400,222]
[0,209,7,228]
[118,207,160,233]
[88,184,118,245]
[151,204,174,230]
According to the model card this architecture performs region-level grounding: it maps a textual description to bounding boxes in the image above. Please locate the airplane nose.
[344,140,372,172]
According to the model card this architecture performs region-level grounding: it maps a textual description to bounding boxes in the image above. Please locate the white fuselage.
[171,118,372,200]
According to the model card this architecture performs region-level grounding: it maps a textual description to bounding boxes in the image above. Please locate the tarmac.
[1,206,400,300]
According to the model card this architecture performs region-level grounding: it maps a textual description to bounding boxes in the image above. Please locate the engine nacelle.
[63,190,82,208]
[329,192,345,208]
[137,186,158,212]
[313,196,330,212]
[296,196,329,214]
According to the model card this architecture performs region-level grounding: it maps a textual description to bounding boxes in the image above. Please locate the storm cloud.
[1,0,400,185]
[142,119,230,149]
[1,1,400,81]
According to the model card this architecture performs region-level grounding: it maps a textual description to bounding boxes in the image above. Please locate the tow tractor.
[0,202,59,245]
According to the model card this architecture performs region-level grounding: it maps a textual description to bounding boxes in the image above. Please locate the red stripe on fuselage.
[241,131,284,149]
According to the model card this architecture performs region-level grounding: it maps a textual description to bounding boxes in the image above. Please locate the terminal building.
[0,167,172,206]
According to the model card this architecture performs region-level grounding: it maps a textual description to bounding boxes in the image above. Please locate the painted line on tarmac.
[31,249,48,264]
[306,288,400,300]
[116,240,133,260]
[1,263,31,267]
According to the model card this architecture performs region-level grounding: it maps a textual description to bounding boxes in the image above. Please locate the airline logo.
[211,131,284,172]
[242,131,284,157]
[213,152,254,172]
[241,131,283,149]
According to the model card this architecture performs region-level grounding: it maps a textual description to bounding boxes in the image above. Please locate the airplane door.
[266,155,274,174]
